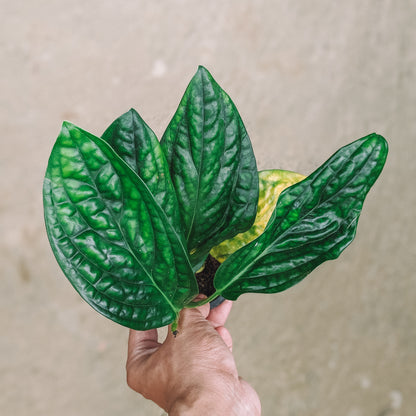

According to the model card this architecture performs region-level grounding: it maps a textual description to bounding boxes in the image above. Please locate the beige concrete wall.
[1,1,414,415]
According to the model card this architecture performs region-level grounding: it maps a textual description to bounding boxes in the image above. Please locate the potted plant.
[43,66,388,333]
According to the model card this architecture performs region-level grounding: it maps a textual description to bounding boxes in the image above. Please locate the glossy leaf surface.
[214,134,388,300]
[161,66,259,267]
[43,122,197,330]
[210,169,306,263]
[101,109,179,223]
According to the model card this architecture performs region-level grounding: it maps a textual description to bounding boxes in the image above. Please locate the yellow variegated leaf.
[210,169,306,263]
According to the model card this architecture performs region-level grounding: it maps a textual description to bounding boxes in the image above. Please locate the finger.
[166,304,212,341]
[126,329,160,394]
[207,299,233,328]
[216,326,233,351]
[127,328,160,360]
[178,306,210,330]
[181,294,210,322]
[191,294,211,319]
[195,302,211,319]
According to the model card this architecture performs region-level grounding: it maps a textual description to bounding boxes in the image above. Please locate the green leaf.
[161,66,259,268]
[210,169,306,263]
[43,122,197,330]
[101,109,179,223]
[214,134,388,300]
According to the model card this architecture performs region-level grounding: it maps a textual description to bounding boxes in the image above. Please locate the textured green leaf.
[43,122,197,330]
[161,66,259,268]
[214,134,388,300]
[210,169,306,263]
[101,108,179,224]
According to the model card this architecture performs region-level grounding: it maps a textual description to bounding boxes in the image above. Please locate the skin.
[126,299,261,415]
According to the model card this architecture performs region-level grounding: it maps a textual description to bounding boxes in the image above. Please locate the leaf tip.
[374,133,388,153]
[366,133,389,165]
[196,65,213,81]
[197,64,209,73]
[61,120,74,130]
[127,107,139,116]
[366,132,388,147]
[60,121,77,140]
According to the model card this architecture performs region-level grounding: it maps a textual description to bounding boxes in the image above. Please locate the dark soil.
[195,254,221,296]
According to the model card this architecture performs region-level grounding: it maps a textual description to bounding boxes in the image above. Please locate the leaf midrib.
[186,71,206,243]
[216,138,379,295]
[65,126,193,314]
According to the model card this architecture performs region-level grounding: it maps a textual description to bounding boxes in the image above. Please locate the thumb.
[126,328,161,392]
[167,303,211,340]
[126,328,160,370]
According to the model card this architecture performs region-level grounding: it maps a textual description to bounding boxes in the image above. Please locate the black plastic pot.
[209,295,226,309]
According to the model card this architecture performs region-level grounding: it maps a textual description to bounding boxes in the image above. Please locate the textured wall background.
[1,1,415,415]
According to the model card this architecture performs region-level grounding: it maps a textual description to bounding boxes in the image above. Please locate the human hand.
[126,299,261,415]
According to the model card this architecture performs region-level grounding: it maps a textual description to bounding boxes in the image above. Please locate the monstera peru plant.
[43,66,388,332]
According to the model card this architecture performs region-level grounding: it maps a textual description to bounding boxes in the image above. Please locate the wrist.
[168,382,259,416]
[168,386,210,416]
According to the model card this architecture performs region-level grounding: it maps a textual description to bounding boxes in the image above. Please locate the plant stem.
[184,291,221,308]
[171,315,179,332]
